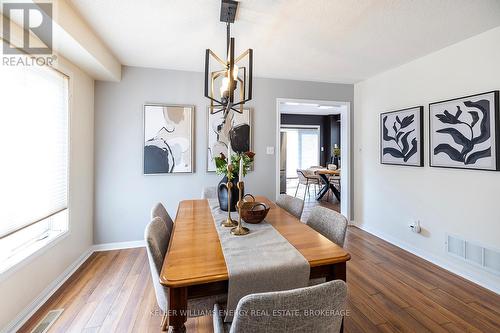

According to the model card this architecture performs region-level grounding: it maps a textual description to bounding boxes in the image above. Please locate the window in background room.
[282,127,320,178]
[0,64,69,274]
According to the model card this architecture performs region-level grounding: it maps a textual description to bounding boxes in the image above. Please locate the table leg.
[329,182,341,202]
[326,262,346,282]
[315,185,329,200]
[315,174,341,202]
[168,287,187,333]
[315,174,330,200]
[327,262,346,333]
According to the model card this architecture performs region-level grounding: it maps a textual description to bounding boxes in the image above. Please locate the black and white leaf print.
[434,144,464,162]
[400,115,415,129]
[434,99,491,165]
[383,113,417,162]
[404,138,418,162]
[383,147,405,158]
[465,147,491,165]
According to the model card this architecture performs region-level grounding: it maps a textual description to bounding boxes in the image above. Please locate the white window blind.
[0,64,69,239]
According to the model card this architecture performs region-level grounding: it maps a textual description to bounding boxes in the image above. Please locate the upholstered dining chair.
[329,174,341,188]
[145,217,227,331]
[151,202,174,237]
[276,194,304,219]
[306,207,348,286]
[202,186,218,199]
[306,206,348,247]
[295,169,320,200]
[325,170,340,202]
[213,280,347,333]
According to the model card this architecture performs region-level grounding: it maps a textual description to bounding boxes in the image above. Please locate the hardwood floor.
[20,227,499,332]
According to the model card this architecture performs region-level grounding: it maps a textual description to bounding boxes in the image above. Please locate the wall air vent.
[446,235,500,275]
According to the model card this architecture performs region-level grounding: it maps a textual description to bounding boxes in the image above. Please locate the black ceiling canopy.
[220,0,238,23]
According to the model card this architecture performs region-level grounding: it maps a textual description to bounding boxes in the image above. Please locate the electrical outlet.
[409,220,421,233]
[266,146,274,155]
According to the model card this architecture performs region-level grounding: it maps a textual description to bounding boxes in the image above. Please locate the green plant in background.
[333,146,341,157]
[214,151,255,180]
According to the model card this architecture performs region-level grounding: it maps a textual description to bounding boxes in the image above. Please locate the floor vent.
[446,235,500,275]
[30,309,64,333]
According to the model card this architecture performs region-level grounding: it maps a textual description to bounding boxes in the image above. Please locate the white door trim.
[275,98,352,221]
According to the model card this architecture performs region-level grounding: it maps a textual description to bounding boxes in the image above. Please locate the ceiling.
[279,102,342,115]
[70,0,500,83]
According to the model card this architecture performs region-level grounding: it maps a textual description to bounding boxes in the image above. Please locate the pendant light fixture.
[204,0,253,118]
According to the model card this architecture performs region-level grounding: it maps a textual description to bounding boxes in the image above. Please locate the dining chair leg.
[161,313,169,331]
[294,183,299,197]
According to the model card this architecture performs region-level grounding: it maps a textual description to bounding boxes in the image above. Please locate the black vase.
[218,175,243,212]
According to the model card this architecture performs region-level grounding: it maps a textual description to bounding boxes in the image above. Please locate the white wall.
[94,66,353,244]
[0,57,94,330]
[354,27,500,293]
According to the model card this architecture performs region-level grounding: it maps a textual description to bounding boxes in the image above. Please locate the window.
[0,64,69,273]
[281,127,320,178]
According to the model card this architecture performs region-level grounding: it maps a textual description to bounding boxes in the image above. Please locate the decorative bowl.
[239,201,270,224]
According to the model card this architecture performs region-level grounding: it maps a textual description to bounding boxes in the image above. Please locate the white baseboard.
[92,240,145,252]
[352,222,500,295]
[2,248,94,333]
[2,240,146,333]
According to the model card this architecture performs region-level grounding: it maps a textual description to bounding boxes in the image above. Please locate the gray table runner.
[208,199,310,322]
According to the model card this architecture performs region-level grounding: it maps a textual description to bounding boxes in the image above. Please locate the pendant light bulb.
[232,65,239,80]
[220,76,230,97]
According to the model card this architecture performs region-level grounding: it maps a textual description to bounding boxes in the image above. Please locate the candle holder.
[231,181,250,236]
[221,164,237,227]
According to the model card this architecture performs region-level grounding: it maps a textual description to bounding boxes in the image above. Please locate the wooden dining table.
[315,169,341,202]
[160,196,350,332]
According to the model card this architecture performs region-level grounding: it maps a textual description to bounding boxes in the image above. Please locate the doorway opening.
[275,98,351,221]
[281,125,321,178]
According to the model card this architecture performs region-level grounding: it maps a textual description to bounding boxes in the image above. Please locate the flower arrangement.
[332,145,341,158]
[214,151,255,180]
